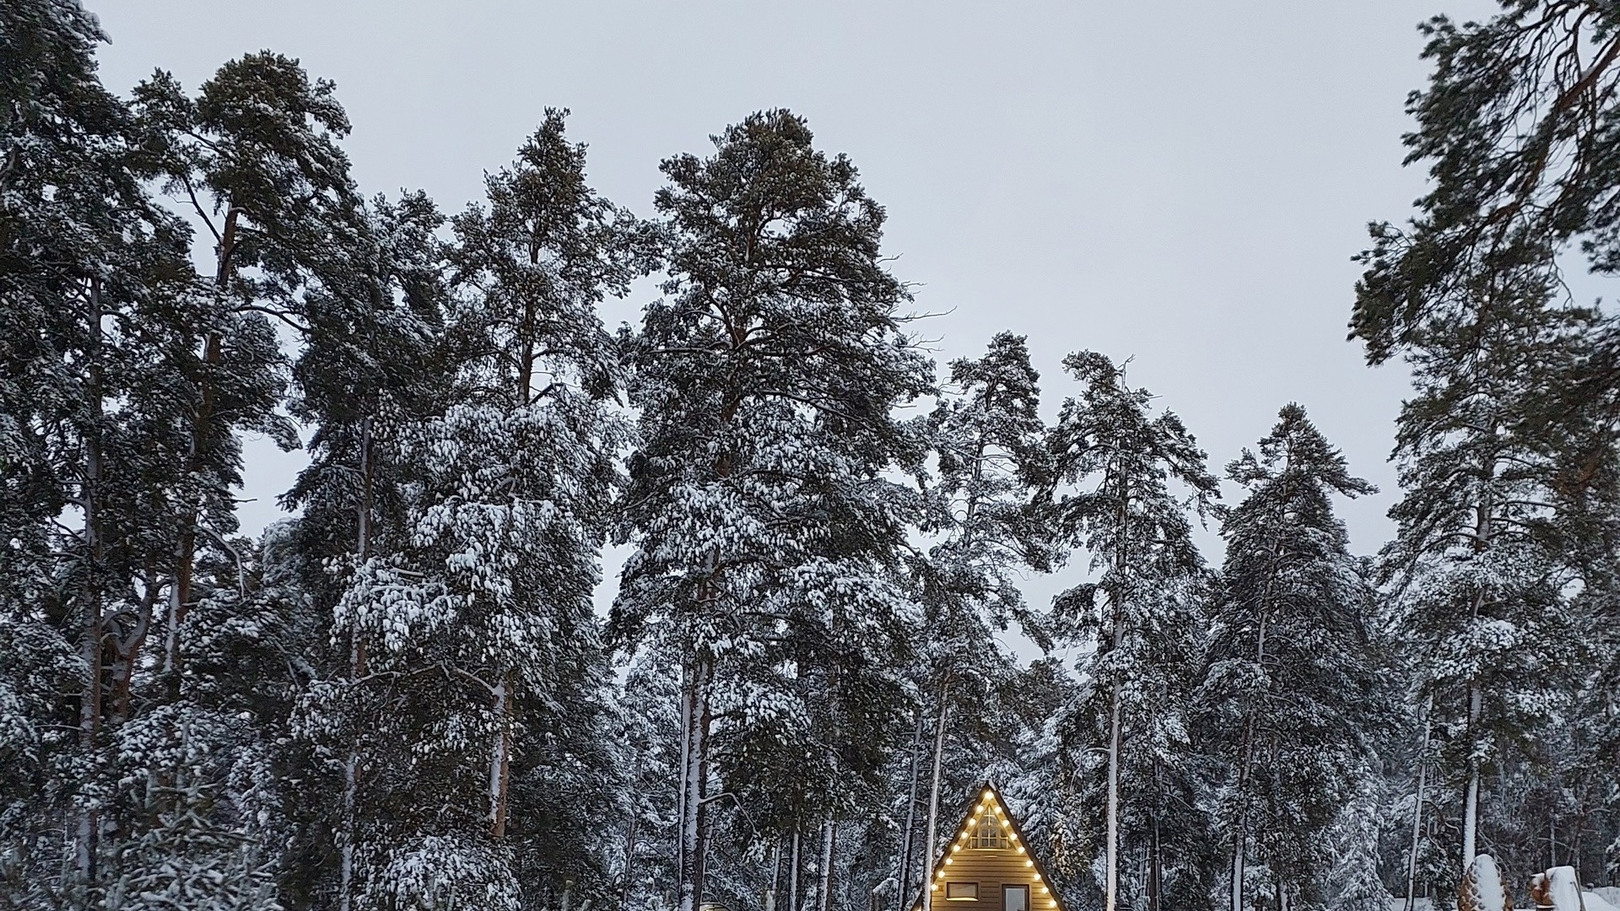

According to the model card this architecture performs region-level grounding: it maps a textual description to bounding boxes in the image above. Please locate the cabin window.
[945,882,979,901]
[966,812,1010,849]
[1003,885,1029,911]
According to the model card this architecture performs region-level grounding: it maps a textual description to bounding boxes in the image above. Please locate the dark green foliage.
[613,108,933,911]
[1041,351,1220,911]
[1198,404,1389,908]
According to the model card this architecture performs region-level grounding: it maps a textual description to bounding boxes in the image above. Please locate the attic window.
[966,810,1010,849]
[946,882,978,901]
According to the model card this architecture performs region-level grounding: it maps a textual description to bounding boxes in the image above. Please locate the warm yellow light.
[944,858,953,866]
[1041,887,1050,894]
[1025,860,1034,867]
[952,845,962,853]
[1033,873,1042,882]
[1016,846,1026,855]
[1008,833,1018,842]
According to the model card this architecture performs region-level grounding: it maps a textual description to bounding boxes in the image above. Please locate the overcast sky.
[89,0,1500,624]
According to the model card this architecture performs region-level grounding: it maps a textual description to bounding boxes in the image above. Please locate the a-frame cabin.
[913,782,1067,911]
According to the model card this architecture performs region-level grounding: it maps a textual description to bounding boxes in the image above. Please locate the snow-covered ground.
[1586,887,1620,911]
[1392,886,1620,911]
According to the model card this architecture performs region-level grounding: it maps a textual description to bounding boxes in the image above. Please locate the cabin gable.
[914,783,1065,911]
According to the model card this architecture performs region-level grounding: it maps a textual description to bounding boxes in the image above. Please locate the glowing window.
[946,883,979,901]
[966,811,1010,849]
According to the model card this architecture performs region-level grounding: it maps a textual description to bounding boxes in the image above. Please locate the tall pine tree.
[1041,352,1219,911]
[1197,404,1388,911]
[613,109,932,911]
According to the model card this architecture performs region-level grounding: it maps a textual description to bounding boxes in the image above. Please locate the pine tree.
[0,1,233,902]
[130,53,358,688]
[1359,238,1591,880]
[912,331,1053,911]
[613,109,933,911]
[280,188,452,910]
[1197,404,1389,911]
[1356,3,1620,877]
[0,46,379,911]
[1040,352,1219,911]
[318,110,642,908]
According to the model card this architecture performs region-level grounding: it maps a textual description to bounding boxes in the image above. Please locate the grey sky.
[90,0,1497,623]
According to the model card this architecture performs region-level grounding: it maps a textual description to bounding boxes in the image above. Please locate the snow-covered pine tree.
[911,332,1054,911]
[130,52,358,692]
[1196,404,1389,911]
[1356,1,1620,879]
[1357,234,1590,881]
[33,49,377,911]
[0,3,289,905]
[1040,351,1219,911]
[319,111,642,909]
[1322,776,1392,911]
[1,1,146,898]
[613,109,933,911]
[280,189,453,910]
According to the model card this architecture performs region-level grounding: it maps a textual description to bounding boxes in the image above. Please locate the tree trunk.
[1230,843,1245,911]
[1404,705,1432,911]
[1104,633,1123,911]
[921,676,951,911]
[621,776,641,910]
[1104,462,1131,911]
[1460,431,1496,872]
[109,585,155,725]
[676,658,692,891]
[790,826,802,911]
[1147,806,1162,911]
[76,277,105,891]
[489,675,514,837]
[897,714,924,911]
[766,840,781,911]
[166,208,239,697]
[339,413,375,911]
[1461,683,1482,869]
[677,657,714,911]
[819,818,836,911]
[1230,608,1270,911]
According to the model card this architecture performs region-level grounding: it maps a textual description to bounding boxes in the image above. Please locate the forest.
[4,1,1620,910]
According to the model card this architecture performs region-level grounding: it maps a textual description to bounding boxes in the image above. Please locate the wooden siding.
[928,844,1053,911]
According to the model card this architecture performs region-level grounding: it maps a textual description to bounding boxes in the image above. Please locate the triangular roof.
[913,781,1068,911]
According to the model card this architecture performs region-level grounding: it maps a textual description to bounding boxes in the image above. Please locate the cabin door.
[1003,885,1029,911]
